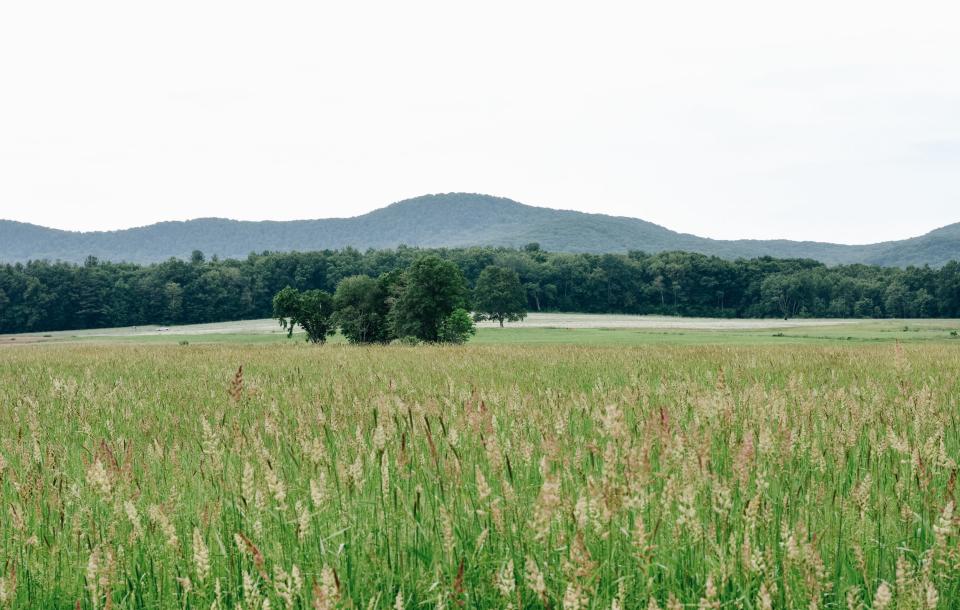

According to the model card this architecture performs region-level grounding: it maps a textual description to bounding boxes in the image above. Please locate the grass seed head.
[192,528,210,583]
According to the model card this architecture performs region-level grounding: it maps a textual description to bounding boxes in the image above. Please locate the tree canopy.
[388,256,469,342]
[277,257,475,345]
[332,275,392,343]
[2,246,960,335]
[473,265,527,326]
[272,286,335,343]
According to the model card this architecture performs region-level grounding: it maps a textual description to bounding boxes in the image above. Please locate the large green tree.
[332,275,392,343]
[473,265,527,327]
[272,286,335,343]
[389,255,468,342]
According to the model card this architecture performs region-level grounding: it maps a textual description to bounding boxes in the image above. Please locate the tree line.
[2,245,960,334]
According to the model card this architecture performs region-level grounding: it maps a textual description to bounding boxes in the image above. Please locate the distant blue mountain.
[2,193,958,267]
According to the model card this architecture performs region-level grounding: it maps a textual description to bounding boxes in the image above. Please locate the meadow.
[2,337,960,608]
[5,314,960,347]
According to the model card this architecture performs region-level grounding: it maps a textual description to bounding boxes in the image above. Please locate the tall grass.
[0,342,958,608]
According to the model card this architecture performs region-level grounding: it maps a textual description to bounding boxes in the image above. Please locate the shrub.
[438,308,476,344]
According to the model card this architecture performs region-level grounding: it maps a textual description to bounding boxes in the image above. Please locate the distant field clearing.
[474,313,857,330]
[4,313,863,339]
[3,314,959,348]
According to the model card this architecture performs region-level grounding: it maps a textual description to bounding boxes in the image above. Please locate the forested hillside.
[2,245,959,334]
[2,193,959,266]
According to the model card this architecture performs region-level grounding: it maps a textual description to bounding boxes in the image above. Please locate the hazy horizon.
[2,1,959,243]
[1,191,956,247]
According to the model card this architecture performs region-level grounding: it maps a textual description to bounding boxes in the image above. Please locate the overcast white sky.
[1,1,959,243]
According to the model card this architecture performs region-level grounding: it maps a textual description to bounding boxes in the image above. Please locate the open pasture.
[3,313,960,347]
[2,341,960,608]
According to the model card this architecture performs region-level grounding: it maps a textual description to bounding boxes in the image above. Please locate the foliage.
[2,342,960,607]
[3,246,960,335]
[331,275,393,343]
[389,255,469,342]
[272,286,335,343]
[473,265,527,326]
[438,307,476,344]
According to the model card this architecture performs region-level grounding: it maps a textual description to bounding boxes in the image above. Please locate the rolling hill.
[1,193,958,267]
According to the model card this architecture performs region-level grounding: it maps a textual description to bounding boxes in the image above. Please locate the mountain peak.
[384,192,522,208]
[375,193,543,219]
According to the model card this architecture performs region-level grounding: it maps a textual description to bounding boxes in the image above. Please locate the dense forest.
[2,245,960,334]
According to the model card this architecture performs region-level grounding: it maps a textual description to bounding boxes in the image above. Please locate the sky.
[1,1,959,244]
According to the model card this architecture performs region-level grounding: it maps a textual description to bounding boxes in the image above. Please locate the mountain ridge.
[1,193,958,267]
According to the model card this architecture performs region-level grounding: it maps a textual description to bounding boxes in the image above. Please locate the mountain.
[1,193,958,267]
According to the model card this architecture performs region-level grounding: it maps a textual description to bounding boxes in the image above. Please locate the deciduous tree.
[473,265,527,327]
[332,275,392,343]
[389,256,468,342]
[273,286,335,343]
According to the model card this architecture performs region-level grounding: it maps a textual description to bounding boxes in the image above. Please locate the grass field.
[4,313,960,347]
[2,339,960,608]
